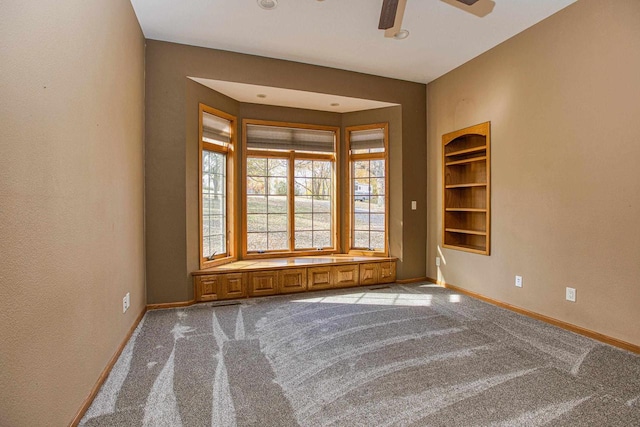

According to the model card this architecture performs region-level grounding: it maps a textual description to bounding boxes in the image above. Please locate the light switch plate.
[515,276,523,288]
[411,200,417,210]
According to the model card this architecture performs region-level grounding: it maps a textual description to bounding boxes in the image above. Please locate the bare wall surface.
[0,1,146,425]
[427,0,640,345]
[146,41,427,304]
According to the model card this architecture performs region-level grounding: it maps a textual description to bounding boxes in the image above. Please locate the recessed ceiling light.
[330,103,340,107]
[256,94,267,98]
[393,29,410,40]
[257,0,278,10]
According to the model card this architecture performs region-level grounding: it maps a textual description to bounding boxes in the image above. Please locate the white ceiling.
[190,78,399,113]
[130,0,576,84]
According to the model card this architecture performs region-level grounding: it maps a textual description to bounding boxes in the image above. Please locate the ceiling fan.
[379,0,491,38]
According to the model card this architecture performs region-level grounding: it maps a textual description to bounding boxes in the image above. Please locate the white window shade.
[246,124,335,153]
[350,128,385,151]
[203,112,231,145]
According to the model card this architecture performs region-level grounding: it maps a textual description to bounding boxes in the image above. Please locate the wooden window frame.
[199,103,237,269]
[242,119,340,259]
[346,123,390,256]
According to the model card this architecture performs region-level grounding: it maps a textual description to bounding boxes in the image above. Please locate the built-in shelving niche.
[442,122,491,255]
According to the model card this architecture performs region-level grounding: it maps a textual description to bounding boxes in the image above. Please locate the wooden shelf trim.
[444,145,487,157]
[445,228,487,236]
[445,156,487,167]
[445,183,487,189]
[445,208,487,212]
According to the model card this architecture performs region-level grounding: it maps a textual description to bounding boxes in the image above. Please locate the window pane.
[314,196,331,213]
[294,231,313,249]
[247,177,266,195]
[370,232,385,250]
[313,231,331,248]
[313,213,331,231]
[268,232,289,251]
[372,178,385,196]
[295,214,313,230]
[294,178,313,196]
[247,158,267,176]
[268,195,287,213]
[295,196,313,213]
[203,215,225,235]
[354,231,370,249]
[370,196,385,214]
[247,195,267,214]
[312,178,331,197]
[268,214,288,233]
[370,213,385,231]
[354,213,369,230]
[268,177,287,195]
[247,233,267,252]
[294,160,313,178]
[247,214,268,232]
[268,158,288,177]
[370,160,385,177]
[313,161,332,178]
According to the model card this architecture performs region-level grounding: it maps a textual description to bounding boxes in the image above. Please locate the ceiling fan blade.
[382,0,407,38]
[441,0,494,18]
[379,0,400,30]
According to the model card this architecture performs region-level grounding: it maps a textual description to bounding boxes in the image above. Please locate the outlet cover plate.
[515,275,523,288]
[436,257,441,267]
[566,287,576,302]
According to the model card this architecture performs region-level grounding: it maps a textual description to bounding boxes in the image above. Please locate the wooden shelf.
[445,145,487,157]
[445,228,487,236]
[445,208,487,212]
[445,156,487,167]
[442,122,491,255]
[445,183,487,189]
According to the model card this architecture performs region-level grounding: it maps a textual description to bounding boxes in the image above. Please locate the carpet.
[80,283,640,426]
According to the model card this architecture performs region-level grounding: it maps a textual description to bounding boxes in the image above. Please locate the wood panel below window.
[193,256,397,302]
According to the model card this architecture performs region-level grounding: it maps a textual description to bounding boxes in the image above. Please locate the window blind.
[203,112,231,144]
[349,128,385,151]
[246,124,335,153]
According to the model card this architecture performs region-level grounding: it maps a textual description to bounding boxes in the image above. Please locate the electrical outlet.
[123,292,130,313]
[515,275,523,288]
[436,257,441,267]
[566,287,576,302]
[411,200,417,210]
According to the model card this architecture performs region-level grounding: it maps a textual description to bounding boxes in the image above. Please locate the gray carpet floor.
[80,283,640,426]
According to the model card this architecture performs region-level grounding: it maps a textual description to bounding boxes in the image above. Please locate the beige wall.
[146,42,427,304]
[0,1,146,425]
[427,0,640,345]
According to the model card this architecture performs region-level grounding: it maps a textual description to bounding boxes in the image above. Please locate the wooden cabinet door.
[333,264,359,288]
[307,266,334,290]
[195,275,221,302]
[221,273,247,300]
[248,271,278,297]
[278,268,307,294]
[379,261,396,284]
[359,263,380,285]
